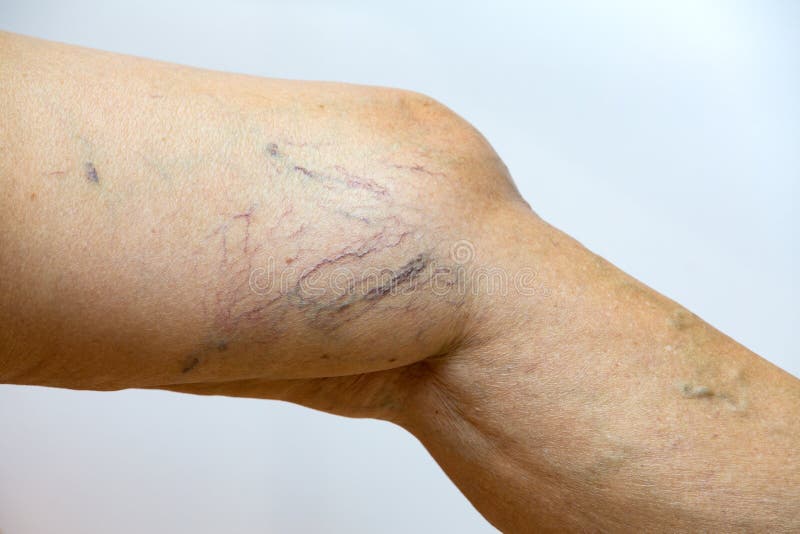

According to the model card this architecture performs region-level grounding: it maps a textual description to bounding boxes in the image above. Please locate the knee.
[363,88,525,214]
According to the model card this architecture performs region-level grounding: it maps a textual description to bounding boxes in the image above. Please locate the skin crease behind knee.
[1,32,798,533]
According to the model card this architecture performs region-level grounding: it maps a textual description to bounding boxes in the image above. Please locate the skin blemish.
[586,451,627,482]
[583,435,638,484]
[182,356,200,374]
[289,236,434,331]
[216,340,228,352]
[29,192,37,201]
[332,165,389,197]
[390,163,447,177]
[678,382,748,413]
[84,162,99,184]
[680,383,714,398]
[294,165,315,178]
[670,309,699,331]
[265,143,389,197]
[364,253,430,301]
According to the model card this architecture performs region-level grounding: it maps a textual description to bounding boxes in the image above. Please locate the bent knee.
[356,87,524,216]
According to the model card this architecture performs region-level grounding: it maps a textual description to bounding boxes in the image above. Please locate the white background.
[0,1,797,532]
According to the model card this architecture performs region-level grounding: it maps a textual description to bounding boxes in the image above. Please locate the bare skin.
[1,32,798,532]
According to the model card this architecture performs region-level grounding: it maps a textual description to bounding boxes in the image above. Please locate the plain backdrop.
[0,1,797,533]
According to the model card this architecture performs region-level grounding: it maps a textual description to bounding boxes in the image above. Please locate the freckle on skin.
[29,192,37,201]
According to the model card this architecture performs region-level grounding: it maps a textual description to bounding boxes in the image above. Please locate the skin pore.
[1,32,798,532]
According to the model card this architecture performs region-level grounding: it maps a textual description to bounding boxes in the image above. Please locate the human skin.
[1,32,798,532]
